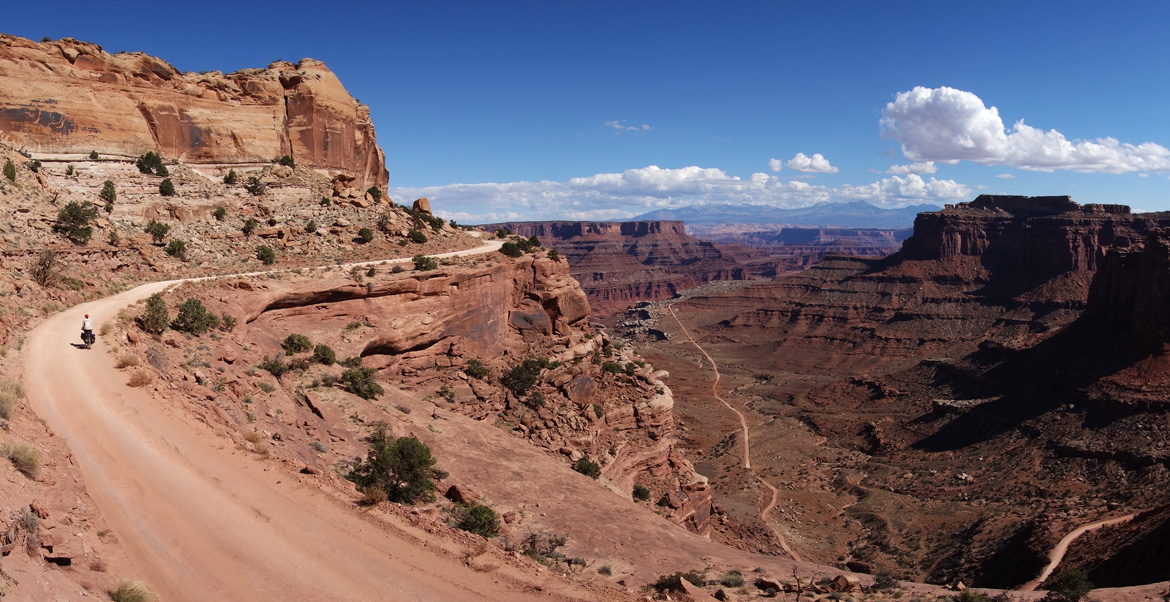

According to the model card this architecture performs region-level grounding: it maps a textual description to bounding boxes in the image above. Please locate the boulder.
[412,197,432,215]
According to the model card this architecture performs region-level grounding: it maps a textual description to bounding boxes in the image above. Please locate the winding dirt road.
[667,305,803,562]
[1019,513,1136,591]
[22,240,599,602]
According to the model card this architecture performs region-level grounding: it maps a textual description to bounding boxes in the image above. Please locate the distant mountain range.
[630,201,941,229]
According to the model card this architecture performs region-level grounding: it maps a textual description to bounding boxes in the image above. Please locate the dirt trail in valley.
[1019,513,1137,591]
[21,240,605,602]
[667,305,803,562]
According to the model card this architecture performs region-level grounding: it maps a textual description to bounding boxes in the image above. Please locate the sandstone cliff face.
[0,34,387,187]
[483,221,780,315]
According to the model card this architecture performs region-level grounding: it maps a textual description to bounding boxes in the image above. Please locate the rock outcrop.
[480,221,782,315]
[0,34,387,188]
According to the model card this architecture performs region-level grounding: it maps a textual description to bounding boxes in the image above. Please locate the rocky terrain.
[478,221,783,315]
[0,34,387,188]
[688,225,910,267]
[624,195,1170,590]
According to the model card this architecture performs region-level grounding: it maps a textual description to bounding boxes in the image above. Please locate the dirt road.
[1019,513,1137,591]
[22,240,599,602]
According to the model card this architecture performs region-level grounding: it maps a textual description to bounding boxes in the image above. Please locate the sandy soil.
[20,241,608,602]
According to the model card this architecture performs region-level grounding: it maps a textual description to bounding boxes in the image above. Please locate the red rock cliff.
[0,34,387,188]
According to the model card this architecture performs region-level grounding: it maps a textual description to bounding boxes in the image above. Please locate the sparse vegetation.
[89,150,99,160]
[464,359,490,379]
[573,455,601,479]
[129,370,155,387]
[244,176,266,196]
[223,169,238,185]
[158,178,176,196]
[220,313,237,332]
[347,423,440,504]
[144,219,170,244]
[283,333,312,355]
[259,356,289,378]
[357,227,374,244]
[66,163,75,176]
[54,201,97,245]
[653,571,704,593]
[457,504,500,537]
[408,229,427,244]
[633,483,651,501]
[1042,569,1093,602]
[719,570,745,588]
[502,357,553,397]
[313,344,336,365]
[500,242,522,257]
[135,151,168,176]
[0,381,24,420]
[341,366,383,399]
[164,238,187,260]
[412,255,438,271]
[548,249,560,262]
[109,578,157,602]
[172,297,218,335]
[139,293,169,335]
[242,217,259,237]
[366,186,382,201]
[306,219,317,233]
[256,244,276,265]
[278,154,295,168]
[3,159,15,181]
[30,249,63,287]
[100,179,117,204]
[3,442,41,479]
[213,206,226,221]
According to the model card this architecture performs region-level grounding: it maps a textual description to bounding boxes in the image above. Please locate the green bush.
[144,219,170,244]
[283,333,312,355]
[53,201,97,245]
[653,571,704,593]
[222,169,238,185]
[412,255,438,271]
[89,150,99,160]
[256,245,275,265]
[220,313,237,332]
[158,178,175,196]
[139,293,169,334]
[500,242,522,257]
[27,160,41,173]
[213,206,226,221]
[347,424,440,504]
[342,366,384,399]
[502,358,552,397]
[259,356,288,378]
[313,344,336,365]
[719,571,745,588]
[357,227,374,244]
[548,249,560,262]
[408,229,427,244]
[366,186,382,201]
[458,504,500,537]
[1042,569,1093,602]
[172,297,218,335]
[164,239,187,260]
[601,361,621,374]
[244,176,266,196]
[366,266,376,277]
[495,228,511,239]
[306,219,317,233]
[66,164,75,176]
[633,483,650,501]
[2,160,14,182]
[278,155,295,168]
[242,217,259,237]
[573,455,601,479]
[135,151,168,176]
[464,359,490,379]
[341,355,363,367]
[100,180,117,204]
[320,196,331,206]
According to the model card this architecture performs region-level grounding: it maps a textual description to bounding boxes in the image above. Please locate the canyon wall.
[481,220,782,314]
[0,34,387,187]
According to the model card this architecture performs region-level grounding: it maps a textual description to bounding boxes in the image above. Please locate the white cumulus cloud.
[881,86,1170,174]
[886,161,937,175]
[786,152,839,173]
[387,165,969,223]
[768,158,784,172]
[604,120,652,134]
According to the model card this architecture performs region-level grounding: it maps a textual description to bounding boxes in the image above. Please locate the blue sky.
[6,1,1170,221]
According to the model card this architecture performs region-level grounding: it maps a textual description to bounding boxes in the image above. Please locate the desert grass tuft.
[127,370,153,387]
[114,353,140,369]
[110,578,158,602]
[0,380,24,419]
[4,442,41,479]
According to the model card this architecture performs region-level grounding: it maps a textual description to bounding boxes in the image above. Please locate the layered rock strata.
[0,34,387,187]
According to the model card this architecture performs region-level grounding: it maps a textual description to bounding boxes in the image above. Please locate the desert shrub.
[873,569,898,590]
[719,570,745,588]
[220,313,237,332]
[341,355,363,367]
[213,206,226,221]
[244,176,266,196]
[313,344,336,365]
[158,178,175,196]
[367,266,376,277]
[502,358,550,397]
[376,211,394,232]
[29,249,62,287]
[959,590,990,602]
[89,150,100,160]
[283,333,312,355]
[242,217,259,237]
[278,154,295,168]
[128,370,152,388]
[633,483,651,501]
[495,228,511,239]
[259,355,288,378]
[408,229,427,244]
[601,361,621,374]
[2,160,14,182]
[548,249,560,262]
[347,424,440,504]
[464,359,490,379]
[598,565,613,576]
[342,367,383,399]
[653,571,704,593]
[306,219,317,233]
[0,381,24,420]
[66,164,75,176]
[257,382,275,393]
[499,242,522,257]
[54,201,97,245]
[256,245,275,265]
[458,504,500,537]
[109,579,157,602]
[139,293,169,334]
[100,179,116,204]
[172,297,217,335]
[222,169,238,185]
[525,391,545,408]
[593,403,603,418]
[357,227,374,244]
[114,354,140,369]
[164,239,187,260]
[412,255,437,271]
[136,151,168,176]
[1042,569,1092,602]
[320,373,338,387]
[320,196,331,206]
[4,443,41,479]
[573,455,601,479]
[366,186,382,201]
[144,219,170,244]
